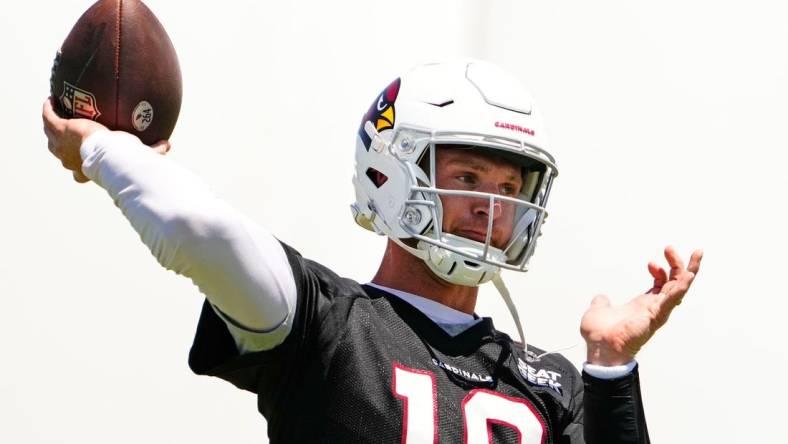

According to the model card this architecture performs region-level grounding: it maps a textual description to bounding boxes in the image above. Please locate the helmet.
[351,59,558,287]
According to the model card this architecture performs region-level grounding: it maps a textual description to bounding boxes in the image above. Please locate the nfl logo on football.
[59,81,101,120]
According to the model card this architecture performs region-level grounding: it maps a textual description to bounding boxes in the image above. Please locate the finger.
[664,245,686,279]
[73,170,90,183]
[687,249,703,275]
[42,97,64,132]
[42,98,54,129]
[150,140,171,155]
[662,270,695,306]
[44,125,54,141]
[647,261,667,293]
[589,294,611,309]
[44,125,61,158]
[674,272,695,305]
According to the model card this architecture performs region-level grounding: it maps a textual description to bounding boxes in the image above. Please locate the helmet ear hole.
[365,168,389,188]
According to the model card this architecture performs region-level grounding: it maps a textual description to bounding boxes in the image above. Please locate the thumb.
[73,170,90,183]
[150,140,171,155]
[589,294,611,309]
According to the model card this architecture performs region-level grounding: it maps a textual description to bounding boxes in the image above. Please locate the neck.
[372,240,478,314]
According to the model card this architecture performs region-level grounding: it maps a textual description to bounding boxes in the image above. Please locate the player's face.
[434,147,523,249]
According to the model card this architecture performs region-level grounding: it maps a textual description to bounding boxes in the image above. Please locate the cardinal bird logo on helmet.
[358,78,400,151]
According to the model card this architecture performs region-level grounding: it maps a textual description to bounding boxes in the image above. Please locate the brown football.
[50,0,182,145]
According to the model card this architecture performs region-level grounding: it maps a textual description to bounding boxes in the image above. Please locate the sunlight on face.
[433,147,523,248]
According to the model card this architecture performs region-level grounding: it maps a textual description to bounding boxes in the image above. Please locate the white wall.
[1,1,785,442]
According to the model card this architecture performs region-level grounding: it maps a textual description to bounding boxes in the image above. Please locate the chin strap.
[491,275,529,358]
[491,274,577,362]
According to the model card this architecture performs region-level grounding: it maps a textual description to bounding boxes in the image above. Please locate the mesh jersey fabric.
[189,243,649,443]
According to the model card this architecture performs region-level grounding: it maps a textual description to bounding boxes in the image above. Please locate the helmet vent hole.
[427,100,454,108]
[464,260,480,269]
[448,262,457,275]
[365,168,388,188]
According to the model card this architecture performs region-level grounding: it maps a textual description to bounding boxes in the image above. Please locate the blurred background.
[2,0,785,442]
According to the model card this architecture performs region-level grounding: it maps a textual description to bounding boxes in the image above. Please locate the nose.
[471,191,502,220]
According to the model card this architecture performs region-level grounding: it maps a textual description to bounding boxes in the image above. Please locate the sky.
[2,0,787,442]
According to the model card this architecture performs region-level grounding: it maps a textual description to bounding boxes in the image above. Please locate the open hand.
[580,246,703,365]
[42,98,171,183]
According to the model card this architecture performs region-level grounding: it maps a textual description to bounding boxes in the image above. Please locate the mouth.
[458,229,490,244]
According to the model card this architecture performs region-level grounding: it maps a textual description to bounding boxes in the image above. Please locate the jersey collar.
[365,282,476,325]
[362,284,503,356]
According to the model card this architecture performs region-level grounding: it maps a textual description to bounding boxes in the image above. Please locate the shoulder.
[279,242,369,302]
[279,243,395,337]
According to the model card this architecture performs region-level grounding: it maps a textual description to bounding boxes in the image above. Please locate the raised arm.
[42,98,296,351]
[578,246,702,443]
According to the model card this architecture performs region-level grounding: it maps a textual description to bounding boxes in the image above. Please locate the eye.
[456,174,477,186]
[499,183,520,196]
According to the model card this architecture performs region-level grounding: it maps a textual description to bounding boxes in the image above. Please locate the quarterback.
[43,60,701,443]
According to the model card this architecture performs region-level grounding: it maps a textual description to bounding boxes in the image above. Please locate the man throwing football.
[43,59,701,443]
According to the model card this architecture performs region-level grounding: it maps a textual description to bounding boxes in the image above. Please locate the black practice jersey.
[189,244,650,443]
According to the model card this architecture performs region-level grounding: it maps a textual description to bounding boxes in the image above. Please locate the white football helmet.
[351,59,558,287]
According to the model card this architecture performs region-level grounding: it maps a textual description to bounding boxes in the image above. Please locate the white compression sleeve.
[80,130,297,351]
[582,360,637,379]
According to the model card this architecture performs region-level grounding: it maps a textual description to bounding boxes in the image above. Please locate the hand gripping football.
[50,0,182,145]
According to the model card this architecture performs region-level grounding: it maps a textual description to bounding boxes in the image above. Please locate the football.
[50,0,182,145]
